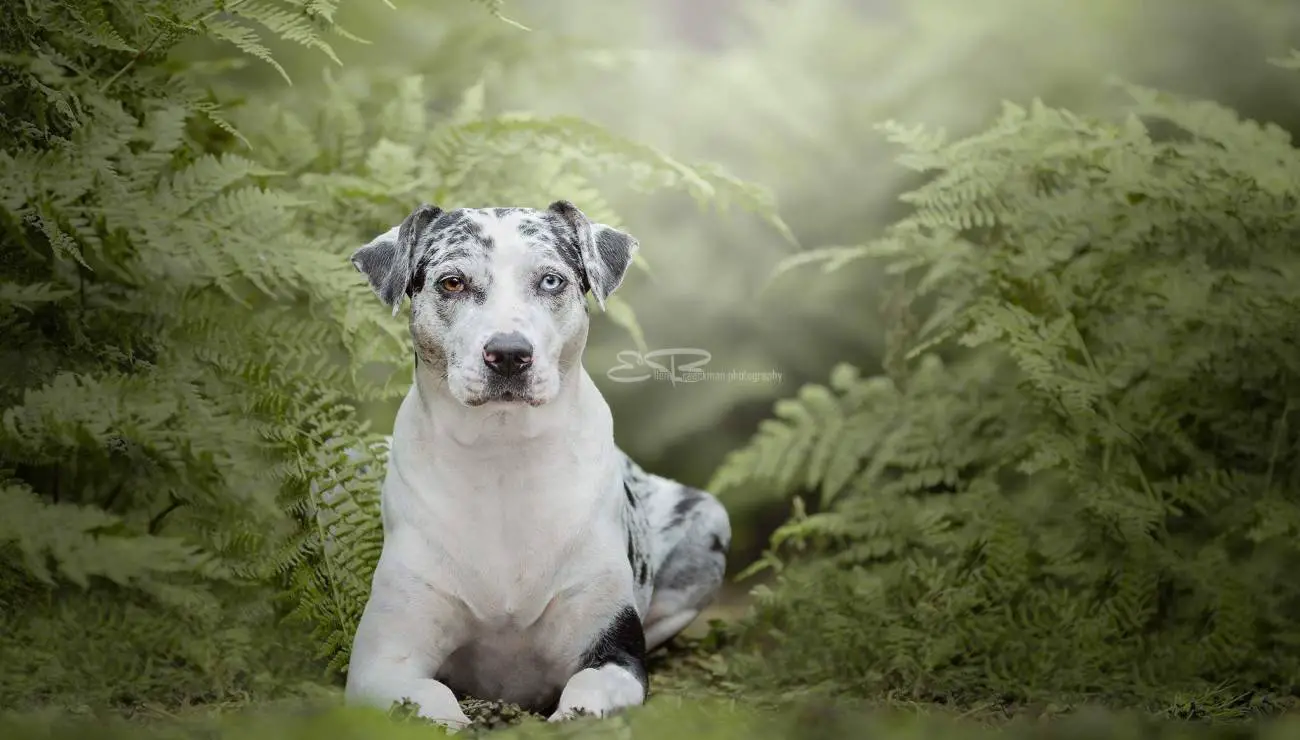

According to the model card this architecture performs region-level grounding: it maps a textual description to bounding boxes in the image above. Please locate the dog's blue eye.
[539,273,565,292]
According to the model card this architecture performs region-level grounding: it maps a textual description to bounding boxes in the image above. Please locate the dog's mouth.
[452,361,560,408]
[464,380,548,408]
[465,391,547,408]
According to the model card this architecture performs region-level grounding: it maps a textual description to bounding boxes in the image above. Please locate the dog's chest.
[438,510,602,623]
[386,426,633,710]
[432,530,626,712]
[407,464,606,609]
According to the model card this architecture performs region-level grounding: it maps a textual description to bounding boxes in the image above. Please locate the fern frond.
[203,18,291,84]
[0,479,214,589]
[727,72,1300,708]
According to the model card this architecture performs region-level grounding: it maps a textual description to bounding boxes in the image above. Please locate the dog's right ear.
[351,204,444,317]
[546,200,638,311]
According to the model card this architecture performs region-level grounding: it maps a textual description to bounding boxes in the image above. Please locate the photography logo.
[606,348,782,387]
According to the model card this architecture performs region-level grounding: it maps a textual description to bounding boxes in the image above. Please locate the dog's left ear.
[351,204,444,316]
[547,200,639,310]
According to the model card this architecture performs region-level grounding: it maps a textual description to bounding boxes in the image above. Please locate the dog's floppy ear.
[546,200,638,310]
[351,204,444,316]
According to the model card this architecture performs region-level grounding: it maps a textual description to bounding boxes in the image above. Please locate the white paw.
[413,705,471,732]
[547,707,593,723]
[421,712,471,734]
[402,680,473,731]
[546,665,645,722]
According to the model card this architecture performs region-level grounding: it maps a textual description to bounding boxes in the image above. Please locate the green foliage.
[0,0,370,709]
[4,695,1296,740]
[715,63,1300,714]
[240,64,789,676]
[0,0,783,712]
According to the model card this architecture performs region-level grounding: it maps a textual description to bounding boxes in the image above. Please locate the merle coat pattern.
[343,201,730,728]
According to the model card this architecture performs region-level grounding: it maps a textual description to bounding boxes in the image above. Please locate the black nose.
[483,332,534,377]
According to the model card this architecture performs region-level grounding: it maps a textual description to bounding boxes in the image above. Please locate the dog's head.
[351,201,638,407]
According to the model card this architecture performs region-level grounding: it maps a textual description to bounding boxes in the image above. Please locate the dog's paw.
[394,707,472,734]
[386,681,473,732]
[546,706,595,723]
[416,703,472,733]
[547,665,644,722]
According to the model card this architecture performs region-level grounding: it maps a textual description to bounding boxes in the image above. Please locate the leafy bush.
[0,0,372,709]
[714,56,1300,716]
[0,0,781,711]
[4,696,1295,740]
[467,0,1300,492]
[253,65,785,676]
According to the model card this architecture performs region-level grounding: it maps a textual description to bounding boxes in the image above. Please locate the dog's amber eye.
[439,276,465,293]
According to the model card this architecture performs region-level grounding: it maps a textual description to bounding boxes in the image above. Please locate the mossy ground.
[10,585,1290,740]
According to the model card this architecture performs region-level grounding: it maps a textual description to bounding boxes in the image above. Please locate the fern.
[1,0,790,712]
[0,0,376,707]
[231,64,791,674]
[719,71,1300,713]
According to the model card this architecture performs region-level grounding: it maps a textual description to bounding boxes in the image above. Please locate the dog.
[342,201,731,729]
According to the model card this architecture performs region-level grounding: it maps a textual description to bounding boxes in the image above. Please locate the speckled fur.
[343,202,730,730]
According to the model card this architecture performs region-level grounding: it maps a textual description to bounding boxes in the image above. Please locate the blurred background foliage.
[6,0,1300,731]
[234,0,1300,560]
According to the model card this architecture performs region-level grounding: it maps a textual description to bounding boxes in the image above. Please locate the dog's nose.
[483,332,533,377]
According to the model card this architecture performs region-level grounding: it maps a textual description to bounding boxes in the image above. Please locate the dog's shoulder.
[615,449,716,535]
[616,448,655,511]
[611,448,654,610]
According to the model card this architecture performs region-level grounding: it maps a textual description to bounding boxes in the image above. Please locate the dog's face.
[351,202,638,407]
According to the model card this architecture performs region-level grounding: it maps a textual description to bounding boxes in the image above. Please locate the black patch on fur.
[406,210,500,324]
[624,482,637,508]
[448,210,486,244]
[411,210,494,296]
[544,199,637,305]
[352,204,443,307]
[624,505,649,590]
[541,209,591,294]
[592,226,635,294]
[578,605,648,694]
[398,205,444,298]
[408,259,427,295]
[665,487,704,530]
[419,246,475,273]
[518,220,546,239]
[710,534,727,553]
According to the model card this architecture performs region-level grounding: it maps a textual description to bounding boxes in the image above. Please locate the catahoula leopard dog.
[343,201,731,729]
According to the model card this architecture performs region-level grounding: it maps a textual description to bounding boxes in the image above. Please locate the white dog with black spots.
[342,201,731,729]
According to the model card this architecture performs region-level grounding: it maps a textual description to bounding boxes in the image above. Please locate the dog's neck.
[407,359,611,455]
[390,358,618,567]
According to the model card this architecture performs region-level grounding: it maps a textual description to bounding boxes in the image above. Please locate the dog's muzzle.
[483,331,533,378]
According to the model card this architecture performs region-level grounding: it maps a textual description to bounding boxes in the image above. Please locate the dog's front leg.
[549,605,648,722]
[345,554,471,730]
